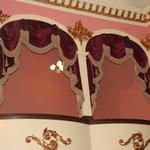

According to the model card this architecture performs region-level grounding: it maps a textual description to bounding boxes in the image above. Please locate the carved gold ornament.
[25,128,72,150]
[119,132,150,150]
[0,10,10,24]
[67,21,93,44]
[141,33,150,51]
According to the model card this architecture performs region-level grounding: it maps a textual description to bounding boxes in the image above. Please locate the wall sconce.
[49,60,63,73]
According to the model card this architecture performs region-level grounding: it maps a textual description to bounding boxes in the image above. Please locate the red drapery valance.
[0,19,83,113]
[86,34,150,111]
[0,20,149,115]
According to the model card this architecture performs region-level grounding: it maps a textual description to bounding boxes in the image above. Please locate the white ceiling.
[81,0,150,12]
[129,0,150,8]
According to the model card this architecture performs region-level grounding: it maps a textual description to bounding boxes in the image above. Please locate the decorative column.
[77,40,92,116]
[68,21,93,116]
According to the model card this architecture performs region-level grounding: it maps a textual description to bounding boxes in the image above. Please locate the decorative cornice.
[26,128,72,150]
[32,0,150,24]
[141,33,150,51]
[67,21,93,44]
[0,10,10,24]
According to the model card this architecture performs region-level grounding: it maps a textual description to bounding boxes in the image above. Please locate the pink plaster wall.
[0,0,150,119]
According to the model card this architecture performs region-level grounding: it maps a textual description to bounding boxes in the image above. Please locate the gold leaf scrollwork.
[67,21,93,44]
[0,10,10,24]
[119,132,150,150]
[25,128,72,150]
[141,33,150,51]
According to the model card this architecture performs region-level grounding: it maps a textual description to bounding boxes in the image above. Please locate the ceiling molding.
[16,0,150,26]
[144,5,150,14]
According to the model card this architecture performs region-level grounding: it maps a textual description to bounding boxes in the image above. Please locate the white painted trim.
[15,0,148,27]
[77,53,92,116]
[76,40,92,116]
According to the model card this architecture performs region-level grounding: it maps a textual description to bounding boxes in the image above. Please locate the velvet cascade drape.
[86,34,150,111]
[0,20,149,115]
[0,19,83,113]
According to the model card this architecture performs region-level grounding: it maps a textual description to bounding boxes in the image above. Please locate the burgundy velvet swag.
[86,34,150,111]
[0,19,83,113]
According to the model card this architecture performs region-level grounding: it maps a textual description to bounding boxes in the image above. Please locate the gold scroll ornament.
[119,132,150,150]
[141,33,150,51]
[0,10,10,24]
[25,128,72,150]
[67,21,93,44]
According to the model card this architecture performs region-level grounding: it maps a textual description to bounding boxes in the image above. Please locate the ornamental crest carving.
[119,132,150,150]
[25,128,72,150]
[0,10,10,24]
[67,21,93,44]
[141,33,150,51]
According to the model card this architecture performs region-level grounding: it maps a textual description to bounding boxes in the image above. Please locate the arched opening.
[86,32,150,118]
[0,16,83,116]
